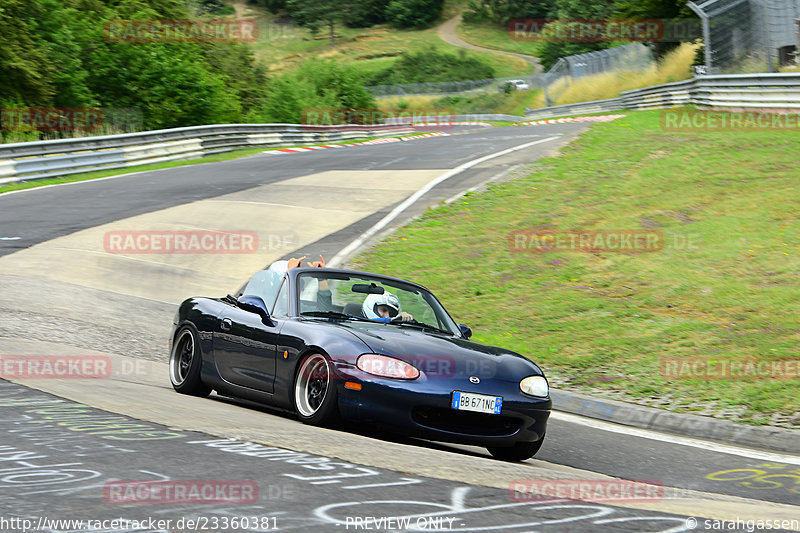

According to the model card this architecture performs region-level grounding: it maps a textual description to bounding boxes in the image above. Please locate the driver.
[363,292,413,323]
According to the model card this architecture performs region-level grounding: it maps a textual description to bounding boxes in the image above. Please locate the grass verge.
[377,89,541,117]
[456,20,542,59]
[352,108,800,428]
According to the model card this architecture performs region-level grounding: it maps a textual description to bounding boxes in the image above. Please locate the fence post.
[688,1,713,72]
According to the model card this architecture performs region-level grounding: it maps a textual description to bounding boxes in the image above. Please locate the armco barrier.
[0,114,533,185]
[0,124,415,185]
[6,72,799,184]
[523,72,800,119]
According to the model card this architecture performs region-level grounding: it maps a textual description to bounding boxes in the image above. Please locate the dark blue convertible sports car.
[169,267,550,460]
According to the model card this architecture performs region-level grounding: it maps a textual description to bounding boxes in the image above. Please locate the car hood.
[327,320,544,382]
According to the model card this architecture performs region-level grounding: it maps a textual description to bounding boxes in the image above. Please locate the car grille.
[412,406,522,437]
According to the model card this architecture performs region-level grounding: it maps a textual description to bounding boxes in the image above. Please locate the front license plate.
[451,391,503,415]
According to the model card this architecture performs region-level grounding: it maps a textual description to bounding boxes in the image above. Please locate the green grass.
[0,133,435,195]
[352,109,800,427]
[237,3,528,78]
[456,20,543,59]
[377,89,542,117]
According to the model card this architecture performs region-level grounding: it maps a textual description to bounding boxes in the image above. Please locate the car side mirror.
[238,295,271,323]
[458,324,472,340]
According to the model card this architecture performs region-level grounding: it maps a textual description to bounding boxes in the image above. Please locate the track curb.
[269,132,451,154]
[512,114,626,126]
[551,388,800,455]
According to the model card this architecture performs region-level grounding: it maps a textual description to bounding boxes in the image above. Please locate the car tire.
[169,326,212,397]
[293,353,339,426]
[487,436,544,461]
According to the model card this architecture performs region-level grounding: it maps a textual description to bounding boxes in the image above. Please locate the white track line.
[327,135,562,267]
[551,411,800,464]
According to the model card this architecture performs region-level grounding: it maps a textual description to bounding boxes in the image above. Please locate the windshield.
[297,272,459,336]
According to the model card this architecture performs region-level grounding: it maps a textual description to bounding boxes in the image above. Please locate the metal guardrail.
[523,73,800,119]
[0,114,532,184]
[6,71,797,184]
[0,124,415,185]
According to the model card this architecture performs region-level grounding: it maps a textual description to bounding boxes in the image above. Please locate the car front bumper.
[333,363,550,447]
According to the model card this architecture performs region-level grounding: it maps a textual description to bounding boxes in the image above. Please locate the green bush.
[368,49,495,85]
[433,93,511,114]
[264,59,376,123]
[211,5,236,15]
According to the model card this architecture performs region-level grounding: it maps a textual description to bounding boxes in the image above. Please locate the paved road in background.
[0,125,577,257]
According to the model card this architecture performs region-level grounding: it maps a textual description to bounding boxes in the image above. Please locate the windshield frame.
[290,268,461,336]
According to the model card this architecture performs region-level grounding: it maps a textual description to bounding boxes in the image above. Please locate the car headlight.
[520,375,549,397]
[357,354,420,380]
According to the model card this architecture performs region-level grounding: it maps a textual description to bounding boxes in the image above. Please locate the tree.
[202,43,270,121]
[264,60,375,123]
[86,43,241,129]
[0,0,54,105]
[343,0,389,28]
[614,0,699,59]
[286,0,351,46]
[0,0,276,132]
[536,0,616,70]
[465,0,554,25]
[386,0,444,28]
[249,0,287,14]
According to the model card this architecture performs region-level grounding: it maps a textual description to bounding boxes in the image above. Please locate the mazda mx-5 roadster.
[169,267,550,460]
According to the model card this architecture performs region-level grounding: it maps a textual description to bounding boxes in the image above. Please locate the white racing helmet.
[362,292,401,319]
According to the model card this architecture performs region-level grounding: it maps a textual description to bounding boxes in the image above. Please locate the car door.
[213,303,280,393]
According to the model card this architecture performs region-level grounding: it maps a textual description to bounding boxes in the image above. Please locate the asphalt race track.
[1,124,798,532]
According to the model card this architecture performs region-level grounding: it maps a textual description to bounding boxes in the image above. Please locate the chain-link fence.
[539,43,655,106]
[366,43,655,98]
[544,43,655,80]
[365,74,546,97]
[689,0,800,73]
